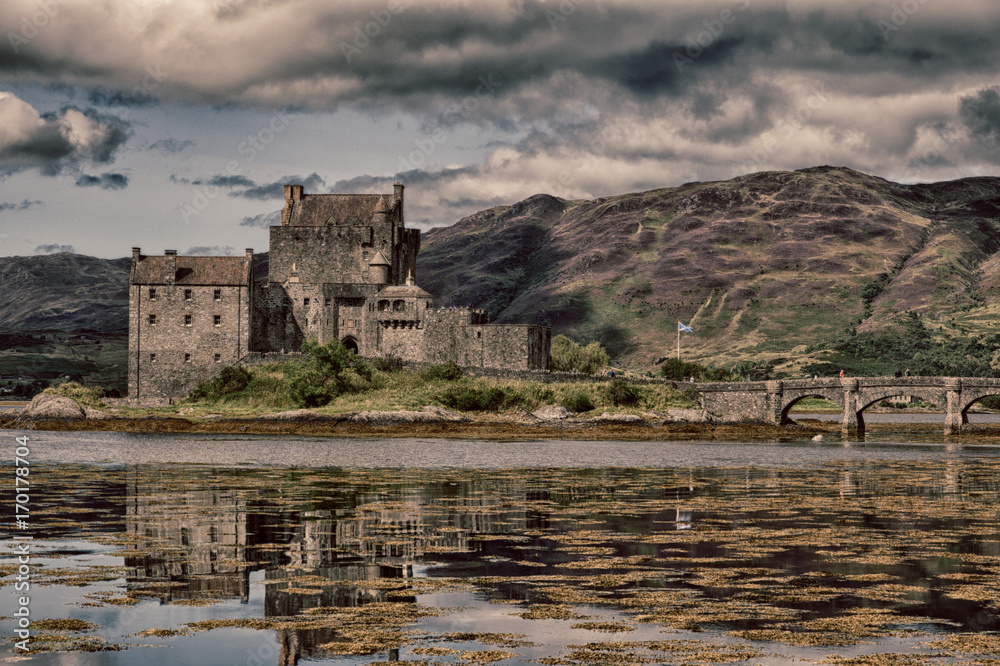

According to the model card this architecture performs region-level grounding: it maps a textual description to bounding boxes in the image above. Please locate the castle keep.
[128,183,551,398]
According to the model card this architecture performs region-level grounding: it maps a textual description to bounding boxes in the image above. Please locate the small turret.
[368,250,391,285]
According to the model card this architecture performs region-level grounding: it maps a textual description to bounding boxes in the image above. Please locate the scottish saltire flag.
[678,322,693,332]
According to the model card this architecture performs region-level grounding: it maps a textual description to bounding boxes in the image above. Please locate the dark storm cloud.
[75,172,129,189]
[88,87,159,108]
[35,244,74,254]
[5,1,1000,124]
[186,245,236,256]
[0,199,42,212]
[150,138,195,154]
[232,173,326,200]
[239,210,281,228]
[960,87,1000,144]
[171,173,255,188]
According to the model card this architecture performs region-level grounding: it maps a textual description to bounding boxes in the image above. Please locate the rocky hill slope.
[418,166,1000,371]
[0,253,131,331]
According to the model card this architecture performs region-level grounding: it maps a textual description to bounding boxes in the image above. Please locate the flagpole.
[677,325,680,360]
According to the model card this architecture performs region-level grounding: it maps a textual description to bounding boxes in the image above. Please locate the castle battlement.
[128,183,550,398]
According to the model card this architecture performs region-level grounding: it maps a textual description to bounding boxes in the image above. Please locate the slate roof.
[377,283,433,300]
[132,255,251,286]
[288,193,393,226]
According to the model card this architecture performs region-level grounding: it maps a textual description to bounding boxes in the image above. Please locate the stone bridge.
[697,376,1000,436]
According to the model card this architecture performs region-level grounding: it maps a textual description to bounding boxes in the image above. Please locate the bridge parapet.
[693,376,1000,436]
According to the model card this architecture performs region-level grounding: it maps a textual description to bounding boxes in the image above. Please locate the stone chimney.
[393,182,404,209]
[164,250,177,285]
[281,185,297,226]
[245,248,254,283]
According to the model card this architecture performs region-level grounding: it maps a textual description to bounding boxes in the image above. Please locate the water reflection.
[9,456,1000,664]
[98,463,1000,660]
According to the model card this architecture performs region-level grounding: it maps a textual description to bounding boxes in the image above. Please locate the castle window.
[214,315,221,326]
[184,289,192,301]
[379,300,389,311]
[149,288,156,300]
[393,300,405,311]
[304,297,310,307]
[325,297,331,307]
[214,353,221,363]
[184,314,192,326]
[214,289,221,301]
[184,353,192,363]
[150,353,156,363]
[477,331,482,339]
[148,314,156,326]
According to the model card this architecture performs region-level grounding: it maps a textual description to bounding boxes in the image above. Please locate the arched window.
[393,300,405,311]
[378,300,390,311]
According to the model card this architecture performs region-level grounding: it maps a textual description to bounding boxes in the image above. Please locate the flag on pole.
[678,322,693,332]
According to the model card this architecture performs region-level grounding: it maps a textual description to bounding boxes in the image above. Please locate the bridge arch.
[856,391,944,414]
[779,389,844,424]
[958,389,1000,424]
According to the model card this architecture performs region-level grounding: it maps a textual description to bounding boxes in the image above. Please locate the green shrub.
[43,382,105,407]
[681,387,701,404]
[188,366,253,402]
[563,392,595,413]
[663,358,741,382]
[603,378,640,407]
[422,361,464,381]
[286,339,369,408]
[551,335,610,374]
[373,355,406,372]
[436,385,527,412]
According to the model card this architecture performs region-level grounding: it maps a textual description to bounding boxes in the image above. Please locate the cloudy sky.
[1,0,999,259]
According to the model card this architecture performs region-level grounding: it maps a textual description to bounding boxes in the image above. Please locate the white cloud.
[0,91,127,176]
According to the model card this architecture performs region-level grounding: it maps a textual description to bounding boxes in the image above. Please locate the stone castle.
[128,183,551,399]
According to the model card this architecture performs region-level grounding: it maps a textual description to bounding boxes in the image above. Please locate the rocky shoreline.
[6,393,993,441]
[0,393,847,441]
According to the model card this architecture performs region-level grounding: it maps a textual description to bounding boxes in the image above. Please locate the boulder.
[533,405,572,420]
[255,409,332,421]
[347,406,468,425]
[17,394,86,421]
[83,407,114,420]
[589,412,645,424]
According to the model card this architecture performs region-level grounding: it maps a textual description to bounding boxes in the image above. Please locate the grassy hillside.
[419,166,1000,376]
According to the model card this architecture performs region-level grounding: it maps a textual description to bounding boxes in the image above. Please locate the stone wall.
[129,282,251,399]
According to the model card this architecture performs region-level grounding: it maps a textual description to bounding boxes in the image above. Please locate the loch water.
[3,429,1000,665]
